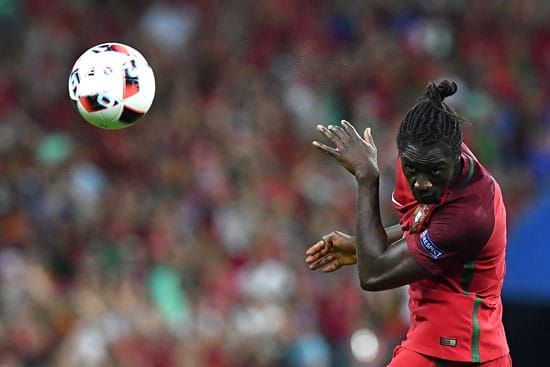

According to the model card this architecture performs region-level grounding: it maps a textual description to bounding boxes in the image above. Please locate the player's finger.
[312,141,340,157]
[305,251,325,264]
[308,259,325,270]
[363,127,376,148]
[316,124,350,149]
[340,120,360,138]
[327,123,349,140]
[306,240,325,255]
[305,248,328,264]
[316,124,339,142]
[322,261,342,273]
[308,254,335,270]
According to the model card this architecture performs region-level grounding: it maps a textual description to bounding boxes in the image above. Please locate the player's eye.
[404,165,416,173]
[431,169,441,176]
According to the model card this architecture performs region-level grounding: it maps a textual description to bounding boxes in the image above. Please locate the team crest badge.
[411,204,429,232]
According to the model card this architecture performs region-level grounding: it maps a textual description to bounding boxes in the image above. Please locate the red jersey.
[391,144,509,362]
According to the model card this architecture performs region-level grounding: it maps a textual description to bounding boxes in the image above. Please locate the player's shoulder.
[434,149,498,237]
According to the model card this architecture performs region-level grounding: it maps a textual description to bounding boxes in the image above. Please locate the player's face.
[399,144,461,204]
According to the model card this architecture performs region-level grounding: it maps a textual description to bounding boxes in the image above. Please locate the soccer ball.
[68,42,155,129]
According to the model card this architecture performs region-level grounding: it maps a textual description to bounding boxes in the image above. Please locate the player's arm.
[305,224,403,272]
[384,223,404,244]
[354,175,427,291]
[313,121,428,291]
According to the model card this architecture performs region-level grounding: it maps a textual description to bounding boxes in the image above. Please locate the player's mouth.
[414,191,439,204]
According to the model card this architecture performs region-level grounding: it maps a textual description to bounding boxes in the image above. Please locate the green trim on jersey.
[456,154,474,190]
[471,297,483,362]
[460,260,482,363]
[457,156,484,362]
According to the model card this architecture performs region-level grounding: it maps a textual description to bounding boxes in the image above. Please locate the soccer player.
[305,80,512,366]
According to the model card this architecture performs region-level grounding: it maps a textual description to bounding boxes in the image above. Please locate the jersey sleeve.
[405,193,495,276]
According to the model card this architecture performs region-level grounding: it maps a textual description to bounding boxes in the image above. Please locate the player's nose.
[414,175,433,191]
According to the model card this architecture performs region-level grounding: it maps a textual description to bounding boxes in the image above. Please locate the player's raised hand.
[312,120,378,180]
[305,231,357,272]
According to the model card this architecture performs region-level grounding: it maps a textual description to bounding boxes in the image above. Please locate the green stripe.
[457,159,480,362]
[434,362,446,367]
[456,154,474,190]
[471,297,482,362]
[460,261,482,363]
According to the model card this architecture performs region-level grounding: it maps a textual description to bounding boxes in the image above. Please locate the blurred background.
[0,0,549,366]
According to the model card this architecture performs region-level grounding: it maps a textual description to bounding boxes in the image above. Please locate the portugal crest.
[411,204,429,232]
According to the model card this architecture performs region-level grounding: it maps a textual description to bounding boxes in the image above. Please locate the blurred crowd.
[0,0,548,366]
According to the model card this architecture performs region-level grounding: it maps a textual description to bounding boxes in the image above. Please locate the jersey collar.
[452,153,475,190]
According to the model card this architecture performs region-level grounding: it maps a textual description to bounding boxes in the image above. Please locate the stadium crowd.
[0,0,548,366]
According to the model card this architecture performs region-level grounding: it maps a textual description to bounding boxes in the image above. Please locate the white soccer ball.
[68,42,155,129]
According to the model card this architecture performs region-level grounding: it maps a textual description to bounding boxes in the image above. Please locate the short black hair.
[397,80,465,158]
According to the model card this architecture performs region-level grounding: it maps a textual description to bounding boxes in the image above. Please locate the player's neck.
[451,156,464,183]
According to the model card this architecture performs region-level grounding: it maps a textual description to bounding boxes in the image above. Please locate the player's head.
[397,80,466,204]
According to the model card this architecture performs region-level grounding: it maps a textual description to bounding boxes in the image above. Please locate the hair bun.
[436,80,458,99]
[425,80,458,103]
